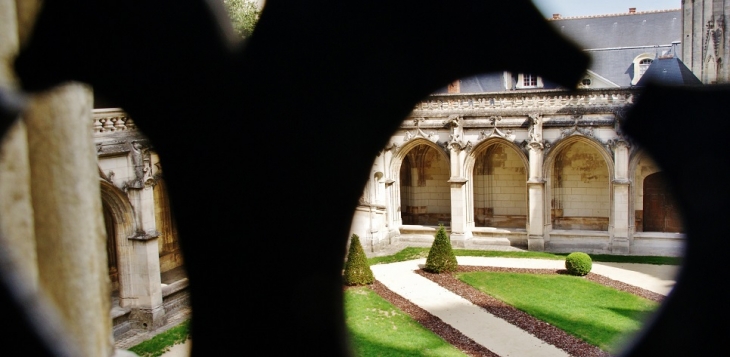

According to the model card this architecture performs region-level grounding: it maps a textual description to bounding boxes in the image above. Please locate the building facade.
[683,0,730,83]
[92,108,187,338]
[351,9,689,256]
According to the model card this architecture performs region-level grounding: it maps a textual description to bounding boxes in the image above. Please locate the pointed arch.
[465,138,528,228]
[99,179,136,306]
[154,178,183,273]
[629,150,683,233]
[544,136,614,231]
[391,138,451,226]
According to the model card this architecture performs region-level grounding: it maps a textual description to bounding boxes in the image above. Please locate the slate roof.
[453,9,684,93]
[549,10,681,49]
[635,56,702,86]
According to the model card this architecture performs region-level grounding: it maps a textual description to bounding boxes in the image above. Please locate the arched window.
[632,54,655,85]
[639,58,653,76]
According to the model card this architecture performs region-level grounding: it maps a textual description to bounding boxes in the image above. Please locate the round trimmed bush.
[425,225,458,273]
[565,252,592,276]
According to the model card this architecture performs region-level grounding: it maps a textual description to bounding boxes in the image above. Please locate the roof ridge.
[548,9,680,21]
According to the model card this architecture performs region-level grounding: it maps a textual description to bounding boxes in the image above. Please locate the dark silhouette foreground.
[4,1,724,356]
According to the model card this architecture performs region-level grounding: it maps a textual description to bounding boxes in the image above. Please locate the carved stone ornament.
[124,140,156,189]
[560,116,594,139]
[477,116,516,142]
[383,142,399,153]
[445,115,471,152]
[527,113,543,144]
[403,117,438,143]
[523,138,552,155]
[606,137,631,160]
[705,17,724,59]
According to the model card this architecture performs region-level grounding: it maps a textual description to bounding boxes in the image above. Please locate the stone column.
[25,83,114,357]
[448,174,468,248]
[125,142,165,330]
[0,0,38,289]
[612,140,631,253]
[526,114,546,251]
[447,116,470,247]
[381,147,397,237]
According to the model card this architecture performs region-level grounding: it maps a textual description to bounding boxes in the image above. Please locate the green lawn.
[368,247,682,266]
[128,320,190,357]
[344,286,467,357]
[457,271,658,354]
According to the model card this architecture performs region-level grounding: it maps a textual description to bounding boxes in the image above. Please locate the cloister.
[351,89,685,256]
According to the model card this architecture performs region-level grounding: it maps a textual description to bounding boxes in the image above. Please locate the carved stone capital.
[447,177,468,184]
[528,141,544,151]
[128,230,161,241]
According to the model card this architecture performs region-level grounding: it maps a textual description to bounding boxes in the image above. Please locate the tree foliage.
[343,234,374,286]
[223,0,261,39]
[425,225,458,273]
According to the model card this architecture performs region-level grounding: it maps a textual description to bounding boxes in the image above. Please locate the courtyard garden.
[347,245,678,357]
[128,246,678,357]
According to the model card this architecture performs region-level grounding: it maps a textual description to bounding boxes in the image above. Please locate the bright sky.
[531,0,681,18]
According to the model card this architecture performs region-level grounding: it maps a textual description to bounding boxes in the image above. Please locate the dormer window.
[516,73,543,89]
[580,77,592,87]
[632,54,655,85]
[639,59,653,76]
[524,73,537,87]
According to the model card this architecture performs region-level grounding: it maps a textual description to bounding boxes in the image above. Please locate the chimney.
[553,13,561,19]
[629,8,636,14]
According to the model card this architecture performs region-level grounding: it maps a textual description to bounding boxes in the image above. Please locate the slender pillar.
[126,141,165,330]
[527,114,546,251]
[25,83,113,357]
[447,116,469,246]
[448,175,468,248]
[612,140,631,253]
[0,0,38,289]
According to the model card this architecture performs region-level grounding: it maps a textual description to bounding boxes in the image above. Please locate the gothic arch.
[389,138,448,175]
[391,138,451,226]
[629,151,683,233]
[99,179,136,306]
[465,138,529,228]
[154,178,183,273]
[544,136,614,231]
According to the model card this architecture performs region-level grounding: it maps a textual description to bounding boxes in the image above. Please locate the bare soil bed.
[367,266,664,357]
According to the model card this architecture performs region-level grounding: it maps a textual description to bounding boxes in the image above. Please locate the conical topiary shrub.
[343,234,374,285]
[425,224,458,273]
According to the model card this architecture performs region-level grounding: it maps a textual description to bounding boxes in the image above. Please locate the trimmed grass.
[368,247,431,265]
[344,286,467,357]
[457,271,658,354]
[368,247,682,266]
[128,320,190,357]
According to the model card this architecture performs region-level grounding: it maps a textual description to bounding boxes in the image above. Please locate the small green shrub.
[343,234,374,285]
[424,225,458,273]
[565,252,592,276]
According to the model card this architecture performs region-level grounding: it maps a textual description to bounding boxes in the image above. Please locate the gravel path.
[369,263,667,357]
[369,280,499,357]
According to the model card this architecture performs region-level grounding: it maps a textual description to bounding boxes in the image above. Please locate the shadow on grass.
[348,329,464,357]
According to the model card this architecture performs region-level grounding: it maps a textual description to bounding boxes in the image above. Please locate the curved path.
[370,257,678,357]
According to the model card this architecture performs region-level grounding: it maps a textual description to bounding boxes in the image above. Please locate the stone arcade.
[92,109,187,338]
[351,9,691,256]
